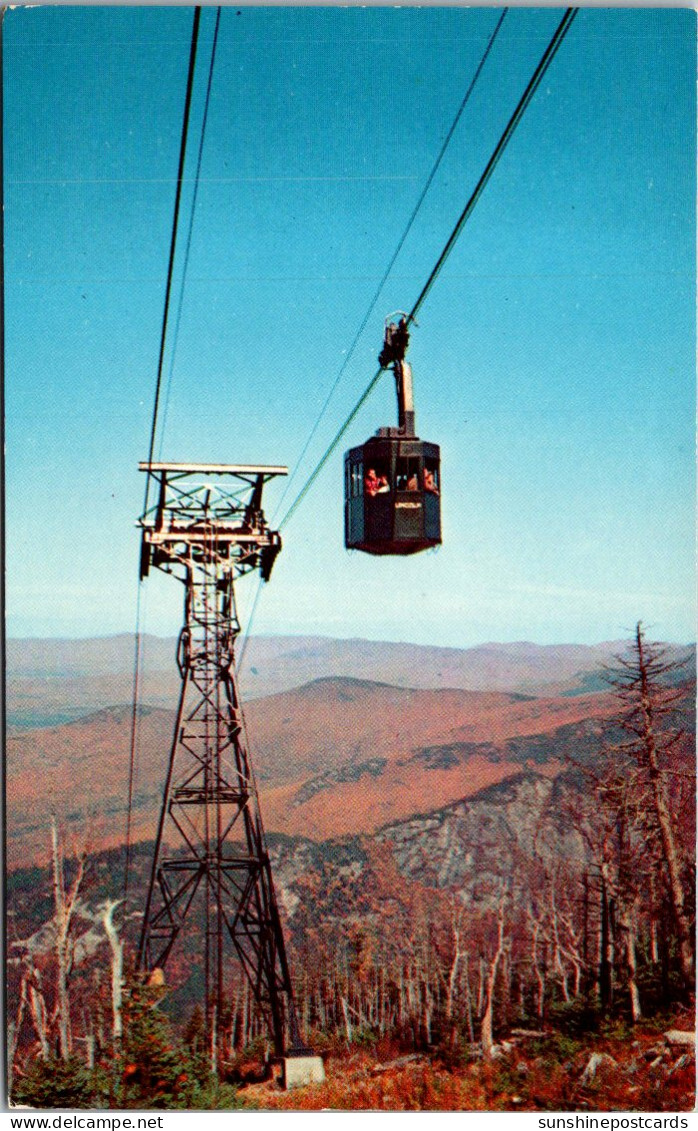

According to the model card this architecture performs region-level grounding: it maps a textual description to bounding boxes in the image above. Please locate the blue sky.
[4,5,695,646]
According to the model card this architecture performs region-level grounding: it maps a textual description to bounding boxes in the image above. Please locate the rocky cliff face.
[262,770,587,924]
[376,771,585,904]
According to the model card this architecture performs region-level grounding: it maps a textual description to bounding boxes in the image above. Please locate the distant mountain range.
[6,633,694,870]
[8,671,686,870]
[7,632,694,731]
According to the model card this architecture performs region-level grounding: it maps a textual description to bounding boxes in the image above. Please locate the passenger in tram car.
[423,467,439,494]
[365,468,389,496]
[364,468,380,496]
[406,471,419,491]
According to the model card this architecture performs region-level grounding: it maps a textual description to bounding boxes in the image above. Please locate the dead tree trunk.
[481,894,507,1059]
[8,973,28,1087]
[650,917,659,964]
[444,898,465,1047]
[616,625,694,987]
[101,900,124,1049]
[636,645,693,984]
[340,996,353,1045]
[599,872,613,1013]
[463,953,475,1044]
[50,817,86,1060]
[626,914,641,1023]
[28,970,50,1060]
[529,915,546,1022]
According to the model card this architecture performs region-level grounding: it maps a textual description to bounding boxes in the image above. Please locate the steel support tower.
[136,461,302,1063]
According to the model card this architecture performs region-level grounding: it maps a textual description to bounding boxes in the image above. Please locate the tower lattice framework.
[137,462,301,1059]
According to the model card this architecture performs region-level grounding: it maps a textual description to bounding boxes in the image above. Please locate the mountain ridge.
[9,633,693,732]
[6,674,636,866]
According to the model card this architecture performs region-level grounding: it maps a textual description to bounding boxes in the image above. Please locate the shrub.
[529,1031,584,1063]
[119,984,243,1109]
[352,1026,379,1049]
[13,1057,103,1109]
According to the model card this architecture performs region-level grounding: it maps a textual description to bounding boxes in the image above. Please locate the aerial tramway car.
[344,316,441,555]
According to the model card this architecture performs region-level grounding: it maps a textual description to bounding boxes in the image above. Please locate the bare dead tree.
[27,963,50,1060]
[445,897,465,1026]
[559,627,694,1013]
[51,816,87,1059]
[100,900,124,1050]
[526,906,546,1021]
[481,886,508,1059]
[606,623,694,988]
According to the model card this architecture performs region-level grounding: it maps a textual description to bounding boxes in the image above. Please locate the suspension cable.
[278,7,578,531]
[142,5,202,516]
[409,7,578,324]
[123,586,145,900]
[271,7,508,526]
[125,7,204,900]
[158,7,223,459]
[235,571,265,675]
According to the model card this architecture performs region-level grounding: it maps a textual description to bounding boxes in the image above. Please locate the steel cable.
[239,10,509,679]
[125,6,203,902]
[142,6,202,514]
[158,7,223,460]
[271,6,508,527]
[123,588,145,900]
[278,7,578,532]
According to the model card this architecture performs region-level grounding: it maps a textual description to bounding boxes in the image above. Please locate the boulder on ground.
[667,1054,692,1077]
[580,1052,617,1086]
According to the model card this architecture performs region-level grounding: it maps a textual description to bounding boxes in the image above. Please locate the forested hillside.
[6,631,695,1109]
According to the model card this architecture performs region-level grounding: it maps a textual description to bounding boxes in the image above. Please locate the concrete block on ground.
[664,1030,695,1049]
[281,1055,326,1089]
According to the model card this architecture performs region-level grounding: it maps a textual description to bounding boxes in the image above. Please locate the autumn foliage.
[6,626,695,1110]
